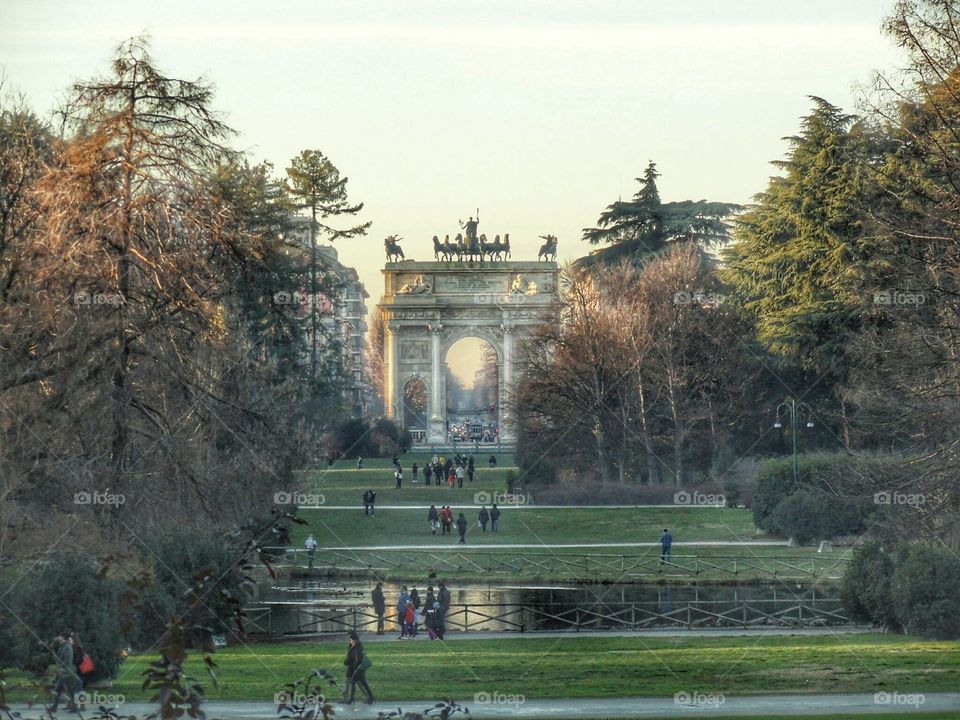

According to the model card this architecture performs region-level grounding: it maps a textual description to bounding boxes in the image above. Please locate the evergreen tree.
[581,161,739,266]
[285,150,370,380]
[721,98,878,377]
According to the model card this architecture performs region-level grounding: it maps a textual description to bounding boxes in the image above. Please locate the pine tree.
[582,161,739,266]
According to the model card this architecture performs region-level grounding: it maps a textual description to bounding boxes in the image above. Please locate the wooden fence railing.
[268,547,849,579]
[244,598,850,636]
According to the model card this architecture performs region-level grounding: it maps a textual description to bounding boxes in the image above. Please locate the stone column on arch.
[384,321,400,420]
[428,323,446,444]
[499,324,516,443]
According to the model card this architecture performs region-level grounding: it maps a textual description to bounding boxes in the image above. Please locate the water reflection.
[248,580,845,635]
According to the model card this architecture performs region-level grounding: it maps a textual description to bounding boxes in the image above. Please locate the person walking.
[490,503,501,532]
[402,601,416,639]
[396,586,409,638]
[394,466,403,489]
[467,456,475,483]
[357,456,364,470]
[456,464,465,488]
[368,489,377,516]
[342,631,374,705]
[428,505,440,535]
[478,505,489,532]
[305,533,318,568]
[412,462,419,484]
[372,582,386,634]
[660,528,673,565]
[447,466,456,488]
[456,512,468,544]
[434,462,443,486]
[488,455,496,467]
[441,506,453,535]
[50,634,78,713]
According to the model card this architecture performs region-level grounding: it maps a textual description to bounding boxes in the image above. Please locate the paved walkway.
[309,541,791,551]
[19,693,959,718]
[300,505,729,509]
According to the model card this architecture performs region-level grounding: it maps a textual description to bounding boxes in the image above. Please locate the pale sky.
[3,0,903,336]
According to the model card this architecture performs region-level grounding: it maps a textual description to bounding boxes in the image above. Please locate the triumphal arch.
[380,230,560,445]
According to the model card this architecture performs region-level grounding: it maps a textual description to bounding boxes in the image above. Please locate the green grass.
[7,634,957,704]
[296,506,759,547]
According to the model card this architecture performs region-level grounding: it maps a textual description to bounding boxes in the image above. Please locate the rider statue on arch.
[459,209,480,254]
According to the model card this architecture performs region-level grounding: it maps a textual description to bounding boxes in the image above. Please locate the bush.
[8,554,126,681]
[752,457,799,529]
[766,489,866,545]
[129,530,245,651]
[369,417,411,456]
[840,540,899,630]
[890,544,960,639]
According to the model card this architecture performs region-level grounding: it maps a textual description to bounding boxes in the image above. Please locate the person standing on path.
[442,506,453,535]
[456,512,468,544]
[367,490,377,516]
[478,505,489,532]
[410,588,421,636]
[372,582,386,634]
[434,462,443,486]
[490,503,501,532]
[425,585,436,610]
[412,462,419,484]
[343,631,374,705]
[437,581,452,629]
[456,464,465,488]
[396,586,409,638]
[394,466,403,489]
[357,456,363,470]
[660,528,673,565]
[305,533,318,568]
[467,456,475,483]
[428,505,440,535]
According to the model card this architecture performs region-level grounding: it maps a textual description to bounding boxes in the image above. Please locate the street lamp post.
[774,398,815,485]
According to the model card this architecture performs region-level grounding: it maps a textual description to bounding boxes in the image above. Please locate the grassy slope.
[9,635,956,703]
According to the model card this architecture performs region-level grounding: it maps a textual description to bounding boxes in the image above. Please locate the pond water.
[246,580,846,635]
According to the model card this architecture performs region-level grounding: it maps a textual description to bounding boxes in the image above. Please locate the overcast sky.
[3,0,904,377]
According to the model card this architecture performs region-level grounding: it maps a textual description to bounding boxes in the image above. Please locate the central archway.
[379,259,561,446]
[445,337,499,444]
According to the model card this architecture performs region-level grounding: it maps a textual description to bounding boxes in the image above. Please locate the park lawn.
[6,634,956,703]
[294,465,514,507]
[293,506,761,548]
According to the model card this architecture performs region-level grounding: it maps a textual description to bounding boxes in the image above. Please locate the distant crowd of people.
[371,581,452,641]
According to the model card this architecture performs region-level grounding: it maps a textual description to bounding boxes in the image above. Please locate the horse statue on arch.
[433,234,459,262]
[384,235,405,262]
[538,234,558,262]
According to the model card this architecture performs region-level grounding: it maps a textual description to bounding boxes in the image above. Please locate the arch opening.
[401,376,428,441]
[445,337,499,443]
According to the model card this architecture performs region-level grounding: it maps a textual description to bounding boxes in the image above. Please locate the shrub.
[129,530,245,651]
[840,540,899,630]
[9,554,126,681]
[752,457,799,529]
[369,417,411,456]
[890,544,960,639]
